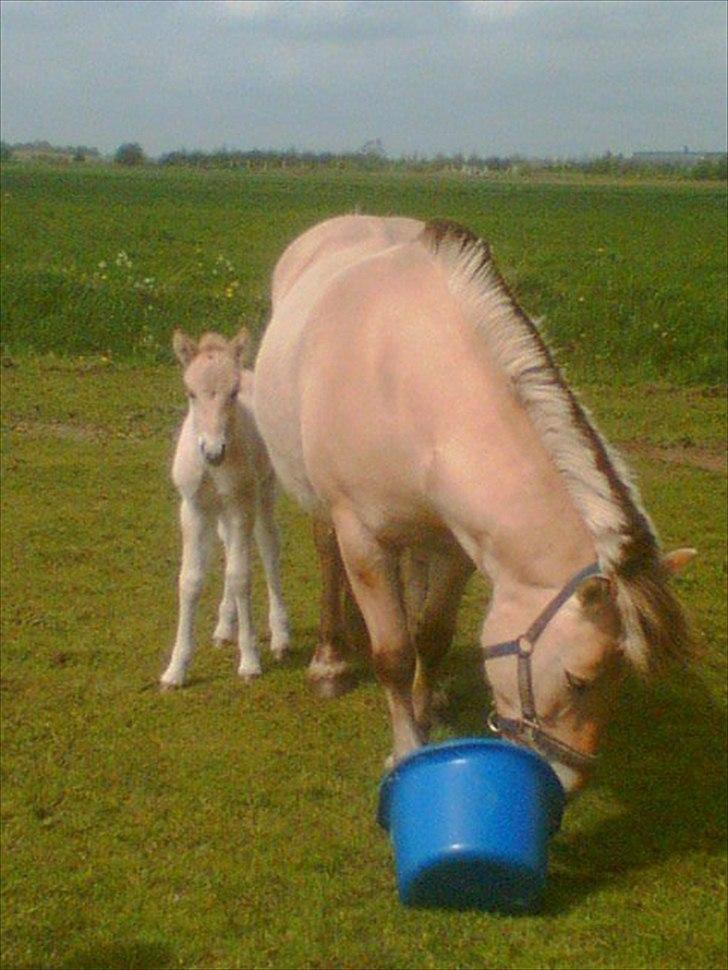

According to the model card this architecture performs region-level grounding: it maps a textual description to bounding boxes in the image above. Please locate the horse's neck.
[434,370,598,593]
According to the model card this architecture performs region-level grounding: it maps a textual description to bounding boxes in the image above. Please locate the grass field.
[1,165,726,969]
[1,164,726,383]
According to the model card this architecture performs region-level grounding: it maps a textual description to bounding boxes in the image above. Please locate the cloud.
[0,0,725,157]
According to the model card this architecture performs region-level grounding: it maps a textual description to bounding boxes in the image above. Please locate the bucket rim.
[377,736,565,834]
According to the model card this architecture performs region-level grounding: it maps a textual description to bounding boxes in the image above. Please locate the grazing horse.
[161,329,290,689]
[254,215,694,794]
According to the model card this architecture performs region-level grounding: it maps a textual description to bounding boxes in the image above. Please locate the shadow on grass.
[61,940,175,969]
[545,668,727,913]
[436,643,727,914]
[283,612,725,916]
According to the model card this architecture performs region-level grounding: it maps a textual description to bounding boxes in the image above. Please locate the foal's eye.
[565,671,593,693]
[187,390,196,400]
[228,387,238,402]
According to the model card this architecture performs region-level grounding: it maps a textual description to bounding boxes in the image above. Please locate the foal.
[161,329,290,689]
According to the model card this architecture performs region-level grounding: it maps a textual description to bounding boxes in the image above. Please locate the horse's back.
[271,214,423,305]
[255,217,483,523]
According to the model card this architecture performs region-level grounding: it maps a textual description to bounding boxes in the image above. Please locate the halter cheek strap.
[484,562,603,773]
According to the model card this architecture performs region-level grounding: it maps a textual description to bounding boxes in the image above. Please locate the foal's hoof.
[213,634,236,648]
[238,667,262,685]
[270,642,291,663]
[160,680,182,692]
[309,670,355,699]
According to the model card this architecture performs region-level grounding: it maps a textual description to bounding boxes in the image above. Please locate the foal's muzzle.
[200,441,226,466]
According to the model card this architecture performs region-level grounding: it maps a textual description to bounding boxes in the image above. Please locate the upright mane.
[420,220,691,672]
[198,332,230,354]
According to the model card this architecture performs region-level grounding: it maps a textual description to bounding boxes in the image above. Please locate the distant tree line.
[1,139,726,180]
[156,146,728,180]
[1,140,101,163]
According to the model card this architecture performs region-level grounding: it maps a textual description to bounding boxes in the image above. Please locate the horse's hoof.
[432,689,449,712]
[160,680,182,692]
[309,670,355,699]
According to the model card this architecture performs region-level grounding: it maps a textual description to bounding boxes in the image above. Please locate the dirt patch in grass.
[617,440,726,474]
[7,419,103,442]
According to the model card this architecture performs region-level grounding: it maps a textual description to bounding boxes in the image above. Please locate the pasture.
[1,165,726,969]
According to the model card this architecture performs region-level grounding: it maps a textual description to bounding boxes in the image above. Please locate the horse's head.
[483,551,695,796]
[173,328,249,467]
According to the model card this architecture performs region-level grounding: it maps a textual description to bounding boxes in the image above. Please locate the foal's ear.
[230,327,250,369]
[663,548,697,575]
[172,330,197,366]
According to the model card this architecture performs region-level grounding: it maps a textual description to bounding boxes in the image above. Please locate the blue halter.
[484,562,603,772]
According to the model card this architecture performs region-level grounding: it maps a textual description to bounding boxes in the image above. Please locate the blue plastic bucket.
[377,738,565,912]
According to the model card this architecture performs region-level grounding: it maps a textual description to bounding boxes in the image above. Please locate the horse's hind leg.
[161,497,214,689]
[409,546,474,737]
[307,518,356,698]
[213,518,238,646]
[253,480,290,660]
[333,508,423,764]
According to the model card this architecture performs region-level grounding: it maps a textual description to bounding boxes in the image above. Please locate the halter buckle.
[518,635,534,656]
[486,709,501,734]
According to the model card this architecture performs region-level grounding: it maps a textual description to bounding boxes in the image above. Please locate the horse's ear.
[663,548,697,575]
[230,327,250,369]
[577,575,612,611]
[577,575,621,636]
[173,330,197,366]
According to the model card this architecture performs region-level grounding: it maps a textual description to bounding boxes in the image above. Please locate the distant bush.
[114,142,145,166]
[691,156,728,181]
[0,141,13,161]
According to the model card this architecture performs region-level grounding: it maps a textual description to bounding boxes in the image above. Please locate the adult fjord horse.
[254,215,694,794]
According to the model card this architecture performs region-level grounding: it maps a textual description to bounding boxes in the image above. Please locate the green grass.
[1,358,726,970]
[1,164,726,383]
[1,168,726,968]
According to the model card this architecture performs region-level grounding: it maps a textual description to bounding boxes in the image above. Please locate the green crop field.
[1,164,726,970]
[1,164,726,383]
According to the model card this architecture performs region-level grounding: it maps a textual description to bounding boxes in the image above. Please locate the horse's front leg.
[220,503,261,682]
[333,508,423,764]
[212,517,238,646]
[161,497,214,689]
[307,518,356,698]
[253,478,290,661]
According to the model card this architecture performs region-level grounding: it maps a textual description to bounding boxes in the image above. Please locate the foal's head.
[173,328,249,466]
[483,551,695,796]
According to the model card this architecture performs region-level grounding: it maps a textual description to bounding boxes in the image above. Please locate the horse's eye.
[229,387,238,402]
[565,671,593,693]
[187,390,196,400]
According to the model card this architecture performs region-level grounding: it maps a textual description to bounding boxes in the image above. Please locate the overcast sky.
[1,0,726,158]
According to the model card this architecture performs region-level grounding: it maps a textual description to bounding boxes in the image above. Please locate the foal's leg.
[253,480,290,660]
[333,508,422,763]
[212,517,238,646]
[307,518,355,698]
[161,497,214,689]
[220,503,261,682]
[409,547,474,737]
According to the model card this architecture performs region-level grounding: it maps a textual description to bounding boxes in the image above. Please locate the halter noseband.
[484,562,603,773]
